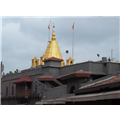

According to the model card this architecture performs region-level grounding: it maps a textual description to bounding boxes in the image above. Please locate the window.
[6,86,8,96]
[35,84,37,92]
[12,85,14,95]
[69,86,75,93]
[27,83,31,89]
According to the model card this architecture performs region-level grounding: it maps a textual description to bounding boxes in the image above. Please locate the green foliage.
[9,71,13,74]
[6,73,9,75]
[14,71,17,74]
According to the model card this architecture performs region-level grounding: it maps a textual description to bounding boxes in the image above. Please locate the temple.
[1,25,120,105]
[41,29,64,65]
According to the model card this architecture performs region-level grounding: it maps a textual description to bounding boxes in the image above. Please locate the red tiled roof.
[43,57,63,62]
[38,76,63,86]
[61,71,91,80]
[79,76,120,90]
[12,76,32,84]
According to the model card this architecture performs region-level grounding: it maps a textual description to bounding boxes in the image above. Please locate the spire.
[51,29,56,41]
[40,28,65,66]
[34,55,37,59]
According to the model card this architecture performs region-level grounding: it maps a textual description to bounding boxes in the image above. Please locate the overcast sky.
[1,17,120,74]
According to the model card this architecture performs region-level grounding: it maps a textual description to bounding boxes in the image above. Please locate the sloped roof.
[61,70,91,80]
[43,57,63,62]
[80,76,120,90]
[38,76,63,86]
[75,75,120,94]
[12,76,32,84]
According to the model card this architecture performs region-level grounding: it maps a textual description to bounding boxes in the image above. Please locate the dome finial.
[51,29,56,41]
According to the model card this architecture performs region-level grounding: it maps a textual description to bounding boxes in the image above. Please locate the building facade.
[1,29,120,105]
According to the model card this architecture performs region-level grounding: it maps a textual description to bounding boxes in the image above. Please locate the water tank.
[102,57,107,63]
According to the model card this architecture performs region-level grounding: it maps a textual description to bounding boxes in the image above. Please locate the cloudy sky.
[1,17,120,74]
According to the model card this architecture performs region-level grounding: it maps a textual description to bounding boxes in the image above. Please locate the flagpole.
[49,16,51,41]
[48,25,50,41]
[72,23,74,60]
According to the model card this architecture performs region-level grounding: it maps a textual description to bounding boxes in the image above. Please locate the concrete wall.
[45,85,67,99]
[2,67,42,81]
[67,78,86,93]
[44,61,61,67]
[89,62,104,74]
[60,62,89,76]
[48,67,60,77]
[31,74,43,94]
[107,62,120,74]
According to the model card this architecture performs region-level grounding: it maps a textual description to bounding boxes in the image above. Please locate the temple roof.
[12,76,32,84]
[75,75,120,95]
[61,70,91,80]
[38,76,63,86]
[43,29,63,60]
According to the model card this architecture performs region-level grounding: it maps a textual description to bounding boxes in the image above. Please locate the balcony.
[16,89,31,97]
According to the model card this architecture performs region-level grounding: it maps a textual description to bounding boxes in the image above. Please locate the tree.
[9,71,13,74]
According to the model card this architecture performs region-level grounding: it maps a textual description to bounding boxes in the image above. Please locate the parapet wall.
[2,67,42,81]
[46,85,67,99]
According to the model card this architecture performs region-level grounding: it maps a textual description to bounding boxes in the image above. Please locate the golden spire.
[40,29,65,66]
[51,29,56,41]
[34,55,37,59]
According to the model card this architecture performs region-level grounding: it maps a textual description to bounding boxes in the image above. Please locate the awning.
[61,70,91,80]
[12,76,32,84]
[38,76,63,86]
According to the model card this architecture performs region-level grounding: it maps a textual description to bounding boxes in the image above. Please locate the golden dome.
[40,29,65,66]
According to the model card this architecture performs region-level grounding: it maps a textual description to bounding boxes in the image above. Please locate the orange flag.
[72,23,74,29]
[48,25,50,29]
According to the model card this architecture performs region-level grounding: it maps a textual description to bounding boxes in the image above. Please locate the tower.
[40,29,65,66]
[32,55,39,67]
[66,56,74,65]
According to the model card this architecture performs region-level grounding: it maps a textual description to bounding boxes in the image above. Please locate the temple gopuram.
[1,27,120,105]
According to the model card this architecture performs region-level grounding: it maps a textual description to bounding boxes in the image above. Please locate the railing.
[16,89,31,96]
